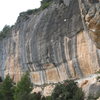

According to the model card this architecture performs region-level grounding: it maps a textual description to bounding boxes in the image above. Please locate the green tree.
[14,72,33,100]
[0,74,14,100]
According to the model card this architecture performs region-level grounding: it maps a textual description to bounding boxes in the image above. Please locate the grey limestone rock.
[0,0,100,85]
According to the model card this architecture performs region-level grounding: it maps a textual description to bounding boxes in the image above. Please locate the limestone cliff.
[0,0,100,85]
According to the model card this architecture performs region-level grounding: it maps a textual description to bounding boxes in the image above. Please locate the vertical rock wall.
[0,0,100,85]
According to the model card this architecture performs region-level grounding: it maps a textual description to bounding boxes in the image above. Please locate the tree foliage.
[0,74,14,100]
[0,73,85,100]
[14,72,33,100]
[0,25,11,38]
[52,80,84,100]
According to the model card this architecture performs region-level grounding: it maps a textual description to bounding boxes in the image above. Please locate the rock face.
[78,0,100,49]
[77,74,100,99]
[0,0,100,85]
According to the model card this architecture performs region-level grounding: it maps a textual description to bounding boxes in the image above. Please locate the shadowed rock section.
[0,0,100,85]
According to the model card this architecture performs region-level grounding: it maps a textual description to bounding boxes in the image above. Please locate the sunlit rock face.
[78,0,100,49]
[0,0,100,85]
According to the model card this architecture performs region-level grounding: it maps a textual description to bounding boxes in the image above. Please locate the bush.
[26,10,34,15]
[19,8,40,20]
[41,0,53,10]
[52,80,84,100]
[0,25,11,39]
[41,2,51,10]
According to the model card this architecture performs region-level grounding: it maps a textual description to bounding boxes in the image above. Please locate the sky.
[0,0,41,31]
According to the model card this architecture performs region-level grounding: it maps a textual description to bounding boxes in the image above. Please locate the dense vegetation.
[0,25,11,39]
[0,75,14,100]
[0,72,85,100]
[52,80,84,100]
[14,72,33,100]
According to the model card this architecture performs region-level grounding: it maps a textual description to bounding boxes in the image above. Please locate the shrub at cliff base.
[0,74,14,100]
[52,80,84,100]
